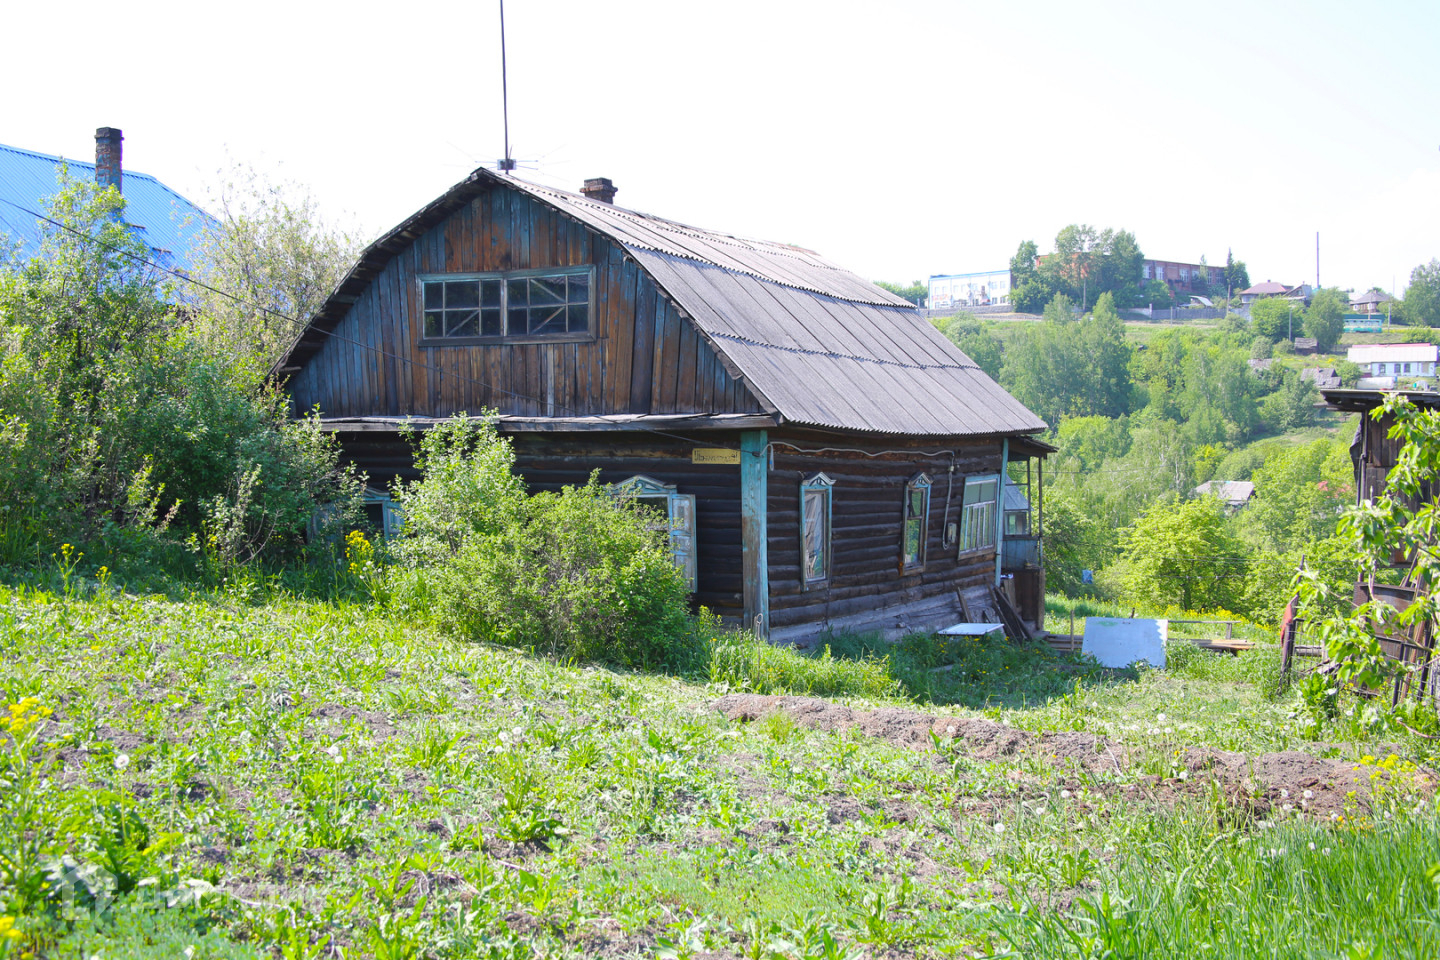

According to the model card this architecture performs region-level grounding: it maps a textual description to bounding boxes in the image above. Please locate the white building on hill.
[1346,343,1437,389]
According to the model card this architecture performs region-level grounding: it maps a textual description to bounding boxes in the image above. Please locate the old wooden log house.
[274,169,1051,643]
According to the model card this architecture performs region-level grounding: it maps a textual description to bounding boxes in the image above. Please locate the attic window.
[419,266,592,344]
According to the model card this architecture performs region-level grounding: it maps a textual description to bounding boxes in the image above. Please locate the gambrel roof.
[278,168,1046,437]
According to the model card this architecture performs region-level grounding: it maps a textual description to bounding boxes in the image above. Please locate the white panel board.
[1082,618,1167,668]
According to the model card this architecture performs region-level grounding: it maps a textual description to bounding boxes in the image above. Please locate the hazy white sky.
[7,0,1439,294]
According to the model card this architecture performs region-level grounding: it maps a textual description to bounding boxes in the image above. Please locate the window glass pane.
[507,278,529,306]
[567,304,588,332]
[423,311,443,338]
[803,488,829,581]
[480,308,502,337]
[445,280,479,308]
[568,274,589,304]
[507,308,528,336]
[530,276,566,305]
[447,309,478,338]
[541,306,571,334]
[903,517,922,565]
[423,283,443,310]
[480,279,502,308]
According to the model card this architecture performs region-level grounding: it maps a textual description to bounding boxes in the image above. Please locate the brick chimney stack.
[95,127,123,193]
[581,177,616,204]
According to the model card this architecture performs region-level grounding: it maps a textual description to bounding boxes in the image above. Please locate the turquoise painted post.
[740,430,769,638]
[995,437,1008,586]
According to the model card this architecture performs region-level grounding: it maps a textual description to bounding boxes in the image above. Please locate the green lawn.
[3,586,1438,958]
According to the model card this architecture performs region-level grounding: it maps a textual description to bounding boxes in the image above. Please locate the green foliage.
[0,177,358,573]
[1223,249,1250,294]
[873,279,926,306]
[1403,258,1440,327]
[1003,294,1130,425]
[1297,395,1440,717]
[1303,288,1346,351]
[1143,279,1173,308]
[388,417,691,667]
[189,165,362,374]
[1249,336,1273,359]
[1335,358,1363,387]
[930,314,1003,380]
[1258,369,1319,432]
[1250,296,1299,341]
[1240,440,1352,554]
[706,632,902,699]
[1106,496,1247,613]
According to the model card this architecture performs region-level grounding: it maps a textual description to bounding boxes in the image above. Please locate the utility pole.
[1316,232,1320,290]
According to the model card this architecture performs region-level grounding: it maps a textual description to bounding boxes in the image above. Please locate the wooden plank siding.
[289,186,763,422]
[764,432,1005,643]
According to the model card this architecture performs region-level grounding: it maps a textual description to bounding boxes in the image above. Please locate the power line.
[0,194,742,453]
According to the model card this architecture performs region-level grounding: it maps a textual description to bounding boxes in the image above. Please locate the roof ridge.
[0,141,164,184]
[509,176,826,263]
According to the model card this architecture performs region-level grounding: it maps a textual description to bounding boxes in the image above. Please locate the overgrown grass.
[3,585,1438,958]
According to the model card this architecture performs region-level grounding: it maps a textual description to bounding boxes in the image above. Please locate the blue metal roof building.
[0,131,213,273]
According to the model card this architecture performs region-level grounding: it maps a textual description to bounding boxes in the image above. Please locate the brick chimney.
[95,127,124,193]
[581,177,616,204]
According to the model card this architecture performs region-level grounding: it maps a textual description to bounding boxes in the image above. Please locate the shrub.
[389,417,692,667]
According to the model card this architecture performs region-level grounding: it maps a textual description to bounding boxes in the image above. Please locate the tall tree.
[1303,288,1345,350]
[189,165,364,377]
[1097,230,1145,306]
[1046,224,1100,309]
[1404,259,1440,327]
[1008,239,1052,313]
[1223,249,1250,296]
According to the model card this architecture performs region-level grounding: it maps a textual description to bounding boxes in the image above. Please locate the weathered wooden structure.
[276,169,1050,643]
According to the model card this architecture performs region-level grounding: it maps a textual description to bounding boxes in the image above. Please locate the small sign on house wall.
[692,448,741,465]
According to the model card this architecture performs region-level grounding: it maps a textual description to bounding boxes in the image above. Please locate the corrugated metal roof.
[281,168,1047,439]
[633,250,1044,435]
[0,141,212,272]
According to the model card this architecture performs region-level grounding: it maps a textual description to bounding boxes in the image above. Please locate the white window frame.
[799,473,835,589]
[609,475,696,591]
[958,475,1000,557]
[417,265,595,345]
[363,488,405,538]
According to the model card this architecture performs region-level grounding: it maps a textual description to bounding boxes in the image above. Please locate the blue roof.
[0,141,213,273]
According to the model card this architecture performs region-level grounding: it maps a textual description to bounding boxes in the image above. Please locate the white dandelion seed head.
[114,754,130,771]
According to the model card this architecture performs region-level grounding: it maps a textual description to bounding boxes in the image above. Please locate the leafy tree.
[1003,292,1131,425]
[876,279,928,306]
[1055,415,1131,471]
[1042,291,1075,324]
[1096,230,1145,306]
[1249,336,1273,360]
[1143,279,1173,308]
[1009,240,1052,313]
[1249,296,1298,341]
[1106,496,1248,612]
[1335,358,1363,387]
[1240,439,1352,554]
[1403,258,1440,327]
[190,165,363,375]
[1223,249,1250,295]
[1303,288,1345,351]
[1259,369,1319,432]
[932,314,1003,380]
[1045,225,1101,309]
[0,177,357,567]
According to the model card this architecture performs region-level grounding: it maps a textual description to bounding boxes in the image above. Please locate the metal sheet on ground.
[1082,618,1167,668]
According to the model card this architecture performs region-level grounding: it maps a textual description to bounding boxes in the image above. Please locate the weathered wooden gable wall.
[765,432,1004,639]
[289,185,764,420]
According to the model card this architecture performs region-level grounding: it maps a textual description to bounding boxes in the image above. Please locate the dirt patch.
[711,694,1433,819]
[308,703,398,739]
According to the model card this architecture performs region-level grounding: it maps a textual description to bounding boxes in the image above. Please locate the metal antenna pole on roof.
[498,0,516,172]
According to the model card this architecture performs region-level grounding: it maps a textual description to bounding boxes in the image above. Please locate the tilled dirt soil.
[711,694,1434,820]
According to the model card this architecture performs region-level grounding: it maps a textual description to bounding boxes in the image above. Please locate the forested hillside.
[934,296,1362,622]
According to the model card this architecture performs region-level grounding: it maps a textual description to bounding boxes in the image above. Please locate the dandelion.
[1322,847,1331,855]
[1302,789,1313,800]
[1156,713,1166,722]
[1308,842,1316,850]
[1279,788,1289,799]
[0,915,19,941]
[1060,789,1072,799]
[993,822,1005,834]
[114,754,130,771]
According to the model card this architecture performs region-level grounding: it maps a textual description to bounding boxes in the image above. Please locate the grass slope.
[3,587,1438,959]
